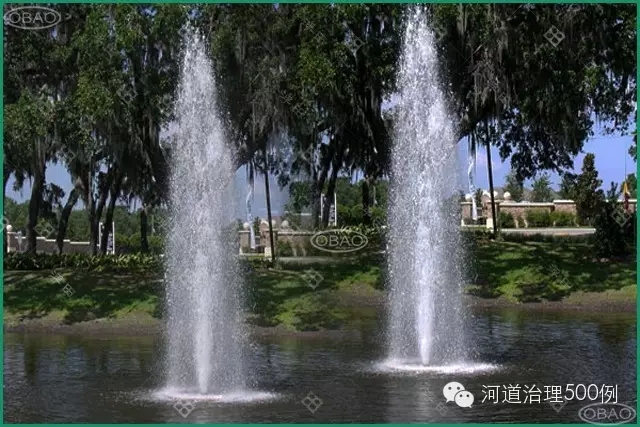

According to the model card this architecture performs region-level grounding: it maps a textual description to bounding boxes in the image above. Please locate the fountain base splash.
[376,360,499,375]
[151,388,278,404]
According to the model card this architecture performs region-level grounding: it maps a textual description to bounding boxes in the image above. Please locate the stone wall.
[240,198,639,255]
[277,231,315,257]
[460,202,473,222]
[238,230,262,253]
[498,202,554,228]
[552,200,577,214]
[239,229,315,256]
[460,202,484,224]
[464,198,637,228]
[6,232,93,254]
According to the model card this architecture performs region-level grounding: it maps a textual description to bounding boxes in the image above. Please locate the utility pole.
[264,152,276,262]
[485,120,498,236]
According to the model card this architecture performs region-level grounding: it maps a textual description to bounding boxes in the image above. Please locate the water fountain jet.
[385,7,468,370]
[161,26,247,399]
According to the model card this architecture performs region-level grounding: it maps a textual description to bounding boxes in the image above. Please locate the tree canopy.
[3,4,635,252]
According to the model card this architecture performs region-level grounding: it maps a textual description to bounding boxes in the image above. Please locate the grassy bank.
[3,241,636,331]
[4,269,162,325]
[470,240,635,301]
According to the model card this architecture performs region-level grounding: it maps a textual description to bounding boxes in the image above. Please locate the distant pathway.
[500,227,595,236]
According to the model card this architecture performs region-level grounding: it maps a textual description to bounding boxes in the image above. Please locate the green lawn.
[3,241,636,330]
[244,256,384,330]
[3,269,162,324]
[469,240,636,302]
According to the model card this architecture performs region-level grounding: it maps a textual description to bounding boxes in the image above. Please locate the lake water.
[4,308,636,423]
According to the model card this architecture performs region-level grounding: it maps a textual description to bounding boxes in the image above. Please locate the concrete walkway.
[500,227,595,236]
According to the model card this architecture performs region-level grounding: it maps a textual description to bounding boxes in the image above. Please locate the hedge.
[525,210,553,227]
[4,252,163,271]
[499,212,515,228]
[550,211,577,227]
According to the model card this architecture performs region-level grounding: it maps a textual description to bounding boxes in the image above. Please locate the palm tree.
[435,3,512,235]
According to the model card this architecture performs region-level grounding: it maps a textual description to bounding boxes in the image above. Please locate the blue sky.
[464,131,635,193]
[5,94,636,219]
[6,125,635,220]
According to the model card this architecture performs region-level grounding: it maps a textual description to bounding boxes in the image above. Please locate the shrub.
[525,210,553,227]
[551,211,577,227]
[462,228,493,244]
[337,205,355,227]
[593,203,636,258]
[305,240,332,256]
[500,233,593,244]
[114,233,131,253]
[342,224,384,248]
[499,211,515,228]
[148,235,164,254]
[113,233,164,254]
[513,215,521,228]
[277,240,293,257]
[349,205,364,225]
[240,256,275,271]
[4,252,162,272]
[370,206,386,226]
[115,233,141,254]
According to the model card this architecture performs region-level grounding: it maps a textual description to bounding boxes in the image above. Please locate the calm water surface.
[4,308,636,423]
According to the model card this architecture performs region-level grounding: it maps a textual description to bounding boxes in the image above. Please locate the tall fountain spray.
[386,7,467,368]
[163,27,246,397]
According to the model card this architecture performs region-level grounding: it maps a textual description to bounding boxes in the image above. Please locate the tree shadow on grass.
[4,269,162,324]
[469,240,636,303]
[244,255,382,328]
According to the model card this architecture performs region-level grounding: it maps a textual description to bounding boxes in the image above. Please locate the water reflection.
[4,308,637,423]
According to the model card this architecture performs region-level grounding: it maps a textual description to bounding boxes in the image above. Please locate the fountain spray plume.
[163,24,247,397]
[386,6,468,367]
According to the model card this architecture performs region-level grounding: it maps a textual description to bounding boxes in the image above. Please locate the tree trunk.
[309,164,320,230]
[56,183,81,254]
[3,165,12,255]
[312,175,325,230]
[263,155,276,262]
[26,170,45,254]
[322,146,345,228]
[485,124,498,236]
[84,170,99,256]
[88,211,99,254]
[89,212,100,255]
[91,179,111,255]
[312,157,331,230]
[140,207,149,253]
[362,176,372,226]
[100,175,123,254]
[313,142,335,229]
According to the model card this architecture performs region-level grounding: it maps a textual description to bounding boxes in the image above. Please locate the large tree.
[3,4,85,253]
[558,172,578,200]
[530,173,554,202]
[433,3,636,178]
[574,153,604,226]
[503,171,524,202]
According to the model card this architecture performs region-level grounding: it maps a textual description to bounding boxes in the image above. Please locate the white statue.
[467,141,478,221]
[246,168,256,249]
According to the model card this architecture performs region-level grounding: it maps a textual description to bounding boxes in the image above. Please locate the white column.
[98,222,103,252]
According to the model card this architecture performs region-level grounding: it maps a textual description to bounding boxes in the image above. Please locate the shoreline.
[5,294,635,338]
